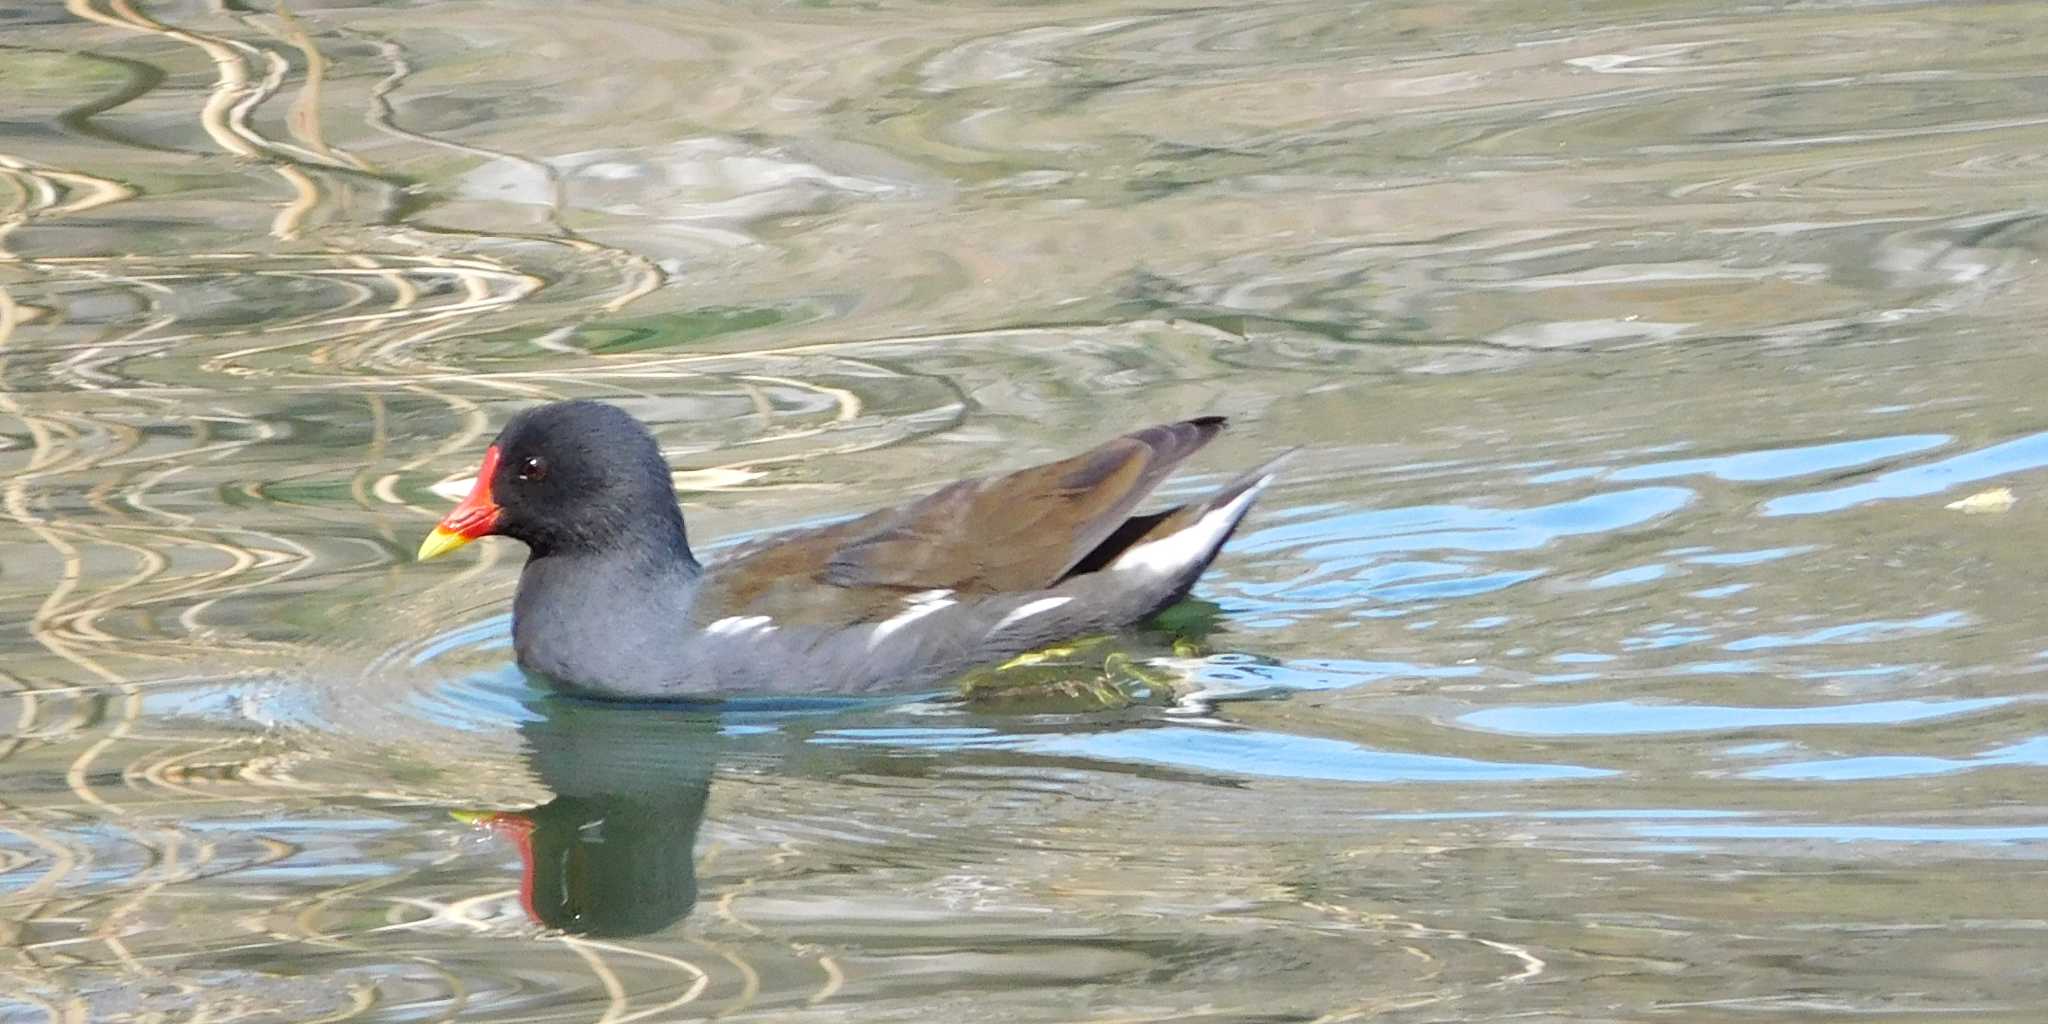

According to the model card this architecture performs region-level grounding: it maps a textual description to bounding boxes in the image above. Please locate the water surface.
[4,1,2048,1020]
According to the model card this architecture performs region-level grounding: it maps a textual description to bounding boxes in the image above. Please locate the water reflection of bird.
[418,401,1280,700]
[460,697,720,936]
[459,694,910,937]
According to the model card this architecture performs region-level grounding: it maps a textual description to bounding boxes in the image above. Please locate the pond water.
[5,0,2048,1020]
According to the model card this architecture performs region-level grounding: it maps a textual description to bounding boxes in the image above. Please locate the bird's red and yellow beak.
[417,445,503,561]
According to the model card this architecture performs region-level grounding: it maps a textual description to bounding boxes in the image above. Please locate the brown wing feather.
[821,416,1227,593]
[699,418,1227,624]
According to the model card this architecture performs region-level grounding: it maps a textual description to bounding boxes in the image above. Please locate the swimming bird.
[417,400,1279,700]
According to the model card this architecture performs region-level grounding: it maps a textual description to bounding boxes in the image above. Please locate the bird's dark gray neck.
[524,501,699,571]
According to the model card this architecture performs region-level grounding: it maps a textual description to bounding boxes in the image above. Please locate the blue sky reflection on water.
[812,724,1615,783]
[1461,697,2015,737]
[1765,429,2048,516]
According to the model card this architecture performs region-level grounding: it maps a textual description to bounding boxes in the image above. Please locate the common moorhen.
[418,401,1279,699]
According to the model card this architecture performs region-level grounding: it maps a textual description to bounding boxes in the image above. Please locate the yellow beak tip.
[416,527,472,562]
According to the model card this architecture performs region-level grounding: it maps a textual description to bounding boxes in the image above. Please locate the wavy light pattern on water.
[4,0,2048,1020]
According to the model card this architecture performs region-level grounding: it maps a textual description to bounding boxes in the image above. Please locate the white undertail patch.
[706,615,773,636]
[869,590,957,647]
[1111,475,1272,577]
[994,596,1072,631]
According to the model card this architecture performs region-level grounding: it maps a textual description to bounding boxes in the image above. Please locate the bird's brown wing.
[699,418,1226,624]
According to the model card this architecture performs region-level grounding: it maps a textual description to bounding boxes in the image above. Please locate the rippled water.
[6,0,2048,1020]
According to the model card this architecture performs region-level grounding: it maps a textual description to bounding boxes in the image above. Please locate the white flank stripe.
[1111,476,1271,576]
[869,592,956,647]
[995,596,1072,631]
[706,615,772,636]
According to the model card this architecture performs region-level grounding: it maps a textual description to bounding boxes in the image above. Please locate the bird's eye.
[517,455,547,481]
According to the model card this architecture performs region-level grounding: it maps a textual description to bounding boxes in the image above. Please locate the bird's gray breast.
[512,553,701,696]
